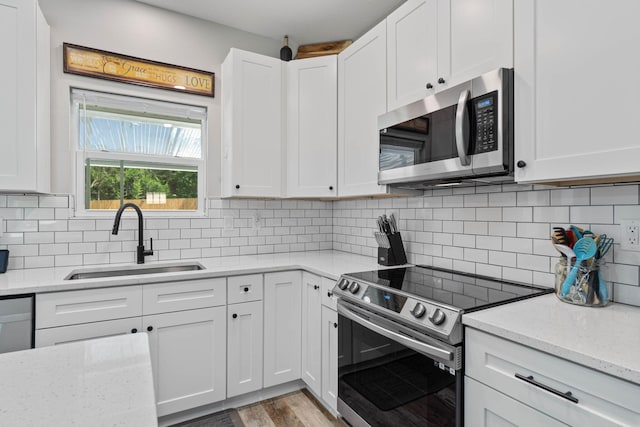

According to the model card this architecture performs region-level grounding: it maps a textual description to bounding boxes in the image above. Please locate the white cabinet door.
[465,377,567,427]
[146,306,227,417]
[0,0,49,192]
[438,0,513,89]
[301,272,322,396]
[227,300,263,398]
[514,1,640,184]
[35,317,142,347]
[337,21,388,197]
[263,271,302,388]
[222,48,283,197]
[386,0,439,110]
[287,56,338,197]
[321,276,338,311]
[321,306,338,413]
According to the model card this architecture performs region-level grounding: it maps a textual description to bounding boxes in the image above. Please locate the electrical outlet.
[621,220,640,251]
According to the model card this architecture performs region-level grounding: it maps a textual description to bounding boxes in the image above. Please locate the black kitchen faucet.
[112,203,154,264]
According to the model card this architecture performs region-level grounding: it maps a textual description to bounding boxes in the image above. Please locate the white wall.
[38,0,281,197]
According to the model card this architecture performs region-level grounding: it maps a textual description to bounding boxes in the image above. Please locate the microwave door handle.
[455,89,471,166]
[337,303,454,361]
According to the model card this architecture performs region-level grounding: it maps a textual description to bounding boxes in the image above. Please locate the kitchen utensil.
[565,230,577,247]
[570,225,584,240]
[552,227,570,246]
[560,238,597,297]
[597,237,613,259]
[553,243,575,274]
[375,232,390,248]
[389,213,398,233]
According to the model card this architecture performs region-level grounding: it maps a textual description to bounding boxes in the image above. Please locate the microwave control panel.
[472,91,498,154]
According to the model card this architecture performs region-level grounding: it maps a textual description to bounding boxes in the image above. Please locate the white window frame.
[71,88,207,218]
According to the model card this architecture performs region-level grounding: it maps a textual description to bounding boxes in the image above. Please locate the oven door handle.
[337,304,454,361]
[455,89,471,166]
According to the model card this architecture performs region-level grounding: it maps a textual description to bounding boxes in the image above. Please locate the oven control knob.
[348,281,360,294]
[429,308,446,325]
[411,303,427,319]
[337,278,350,290]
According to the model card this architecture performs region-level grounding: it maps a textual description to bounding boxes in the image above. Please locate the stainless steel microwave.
[378,68,514,188]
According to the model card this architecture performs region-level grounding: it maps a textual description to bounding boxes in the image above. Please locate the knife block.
[377,232,407,266]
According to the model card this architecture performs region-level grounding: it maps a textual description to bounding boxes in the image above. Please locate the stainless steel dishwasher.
[0,294,34,353]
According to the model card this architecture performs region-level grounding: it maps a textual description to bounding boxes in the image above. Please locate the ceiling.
[135,0,406,46]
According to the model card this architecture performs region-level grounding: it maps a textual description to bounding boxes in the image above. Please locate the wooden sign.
[63,43,214,97]
[295,40,352,59]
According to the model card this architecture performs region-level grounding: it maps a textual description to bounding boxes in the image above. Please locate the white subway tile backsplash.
[533,206,569,223]
[517,223,549,239]
[503,237,532,254]
[591,185,638,206]
[453,234,475,248]
[488,192,517,207]
[517,191,550,207]
[503,207,532,222]
[38,196,69,208]
[570,206,613,224]
[7,196,38,208]
[550,188,590,206]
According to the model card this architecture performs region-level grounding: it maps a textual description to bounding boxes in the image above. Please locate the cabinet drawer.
[36,317,142,348]
[143,278,226,315]
[227,274,263,304]
[466,328,640,427]
[321,276,337,310]
[36,286,142,329]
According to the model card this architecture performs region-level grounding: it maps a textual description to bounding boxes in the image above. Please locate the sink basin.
[65,263,205,280]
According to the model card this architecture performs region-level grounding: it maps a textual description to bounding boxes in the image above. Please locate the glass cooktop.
[344,266,552,312]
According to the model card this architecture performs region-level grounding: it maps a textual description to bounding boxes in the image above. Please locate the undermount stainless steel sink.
[65,263,205,280]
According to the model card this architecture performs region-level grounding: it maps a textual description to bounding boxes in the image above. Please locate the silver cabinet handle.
[455,89,471,166]
[515,373,579,404]
[337,304,453,361]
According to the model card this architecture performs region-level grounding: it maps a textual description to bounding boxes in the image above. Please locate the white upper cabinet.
[514,0,640,184]
[386,0,439,110]
[286,56,338,198]
[386,0,513,110]
[337,21,389,197]
[0,0,50,193]
[222,49,283,197]
[439,0,513,90]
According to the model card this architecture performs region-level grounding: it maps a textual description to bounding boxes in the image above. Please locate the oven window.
[338,316,459,427]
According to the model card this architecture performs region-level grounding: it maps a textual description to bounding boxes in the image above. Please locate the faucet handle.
[144,237,154,256]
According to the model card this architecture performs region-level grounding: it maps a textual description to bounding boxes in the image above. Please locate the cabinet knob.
[327,291,333,297]
[147,326,153,332]
[438,77,446,84]
[329,186,333,190]
[333,322,338,328]
[426,82,433,89]
[244,287,249,292]
[131,328,138,334]
[232,313,238,319]
[235,184,240,189]
[314,285,320,290]
[516,160,527,168]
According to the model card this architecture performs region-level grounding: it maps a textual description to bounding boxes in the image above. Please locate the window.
[72,89,206,215]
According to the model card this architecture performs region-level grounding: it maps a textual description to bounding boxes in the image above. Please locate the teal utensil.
[569,225,583,240]
[560,238,597,297]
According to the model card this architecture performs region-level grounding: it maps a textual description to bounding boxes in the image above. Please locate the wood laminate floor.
[171,390,346,427]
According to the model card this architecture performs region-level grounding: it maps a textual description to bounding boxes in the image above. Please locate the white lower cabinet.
[263,271,302,388]
[227,300,263,398]
[35,317,142,347]
[321,305,338,413]
[301,272,323,397]
[465,328,640,427]
[465,376,566,427]
[146,307,227,417]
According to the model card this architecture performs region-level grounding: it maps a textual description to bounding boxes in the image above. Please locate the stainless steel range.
[333,266,552,427]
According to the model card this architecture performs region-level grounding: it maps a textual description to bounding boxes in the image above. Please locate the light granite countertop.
[0,333,157,426]
[463,294,640,385]
[0,250,386,296]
